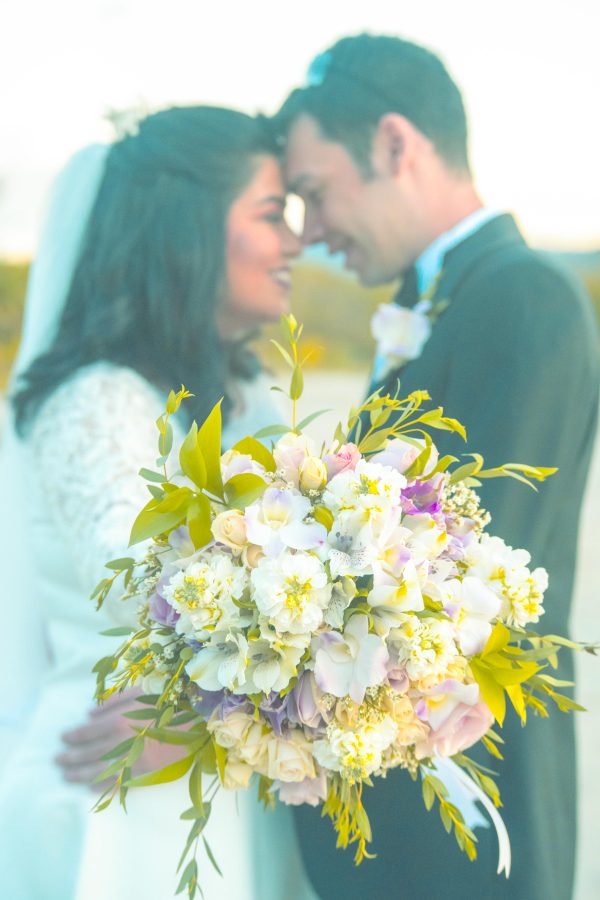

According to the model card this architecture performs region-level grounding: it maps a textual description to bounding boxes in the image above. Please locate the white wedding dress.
[0,363,317,900]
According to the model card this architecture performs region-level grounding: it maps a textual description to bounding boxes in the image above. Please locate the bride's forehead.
[235,156,286,204]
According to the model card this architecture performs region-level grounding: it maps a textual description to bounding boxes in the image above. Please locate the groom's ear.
[373,114,429,178]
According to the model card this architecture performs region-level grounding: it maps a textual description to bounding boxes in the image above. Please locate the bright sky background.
[1,0,599,257]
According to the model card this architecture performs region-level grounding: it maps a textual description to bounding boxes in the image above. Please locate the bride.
[0,107,316,899]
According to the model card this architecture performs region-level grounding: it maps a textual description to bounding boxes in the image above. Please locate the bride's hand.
[56,688,187,791]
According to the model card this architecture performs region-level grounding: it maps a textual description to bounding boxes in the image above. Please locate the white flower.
[266,730,316,783]
[402,513,448,561]
[314,715,398,780]
[245,487,326,556]
[221,449,266,484]
[390,614,458,681]
[442,576,501,656]
[163,554,247,641]
[370,302,432,379]
[465,535,547,627]
[251,550,332,635]
[326,459,407,513]
[324,460,406,549]
[235,638,303,695]
[186,631,249,691]
[323,578,357,629]
[313,614,389,704]
[367,559,425,633]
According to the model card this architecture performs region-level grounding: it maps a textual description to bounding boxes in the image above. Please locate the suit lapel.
[376,214,527,399]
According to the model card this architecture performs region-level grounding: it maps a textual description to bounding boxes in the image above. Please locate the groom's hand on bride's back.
[56,688,187,791]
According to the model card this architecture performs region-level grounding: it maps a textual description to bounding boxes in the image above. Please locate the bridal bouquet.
[92,317,588,897]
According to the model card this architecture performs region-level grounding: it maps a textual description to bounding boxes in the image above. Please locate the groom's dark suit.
[294,214,599,900]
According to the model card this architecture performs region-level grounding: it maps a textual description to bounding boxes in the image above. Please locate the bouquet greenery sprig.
[92,316,594,898]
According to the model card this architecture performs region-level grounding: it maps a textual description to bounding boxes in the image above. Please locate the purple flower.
[259,692,291,735]
[192,689,226,718]
[401,476,445,517]
[288,672,327,730]
[148,577,180,627]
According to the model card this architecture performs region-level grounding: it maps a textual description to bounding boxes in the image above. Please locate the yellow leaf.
[470,660,506,725]
[506,684,527,723]
[232,436,276,472]
[197,401,224,499]
[179,423,207,490]
[481,622,511,657]
[187,494,212,550]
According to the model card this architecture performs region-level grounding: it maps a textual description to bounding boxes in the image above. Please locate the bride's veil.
[0,144,109,774]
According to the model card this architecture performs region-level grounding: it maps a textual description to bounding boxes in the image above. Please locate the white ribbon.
[433,757,511,878]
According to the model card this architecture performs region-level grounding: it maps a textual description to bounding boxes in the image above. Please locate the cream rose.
[383,692,430,747]
[207,709,253,749]
[241,542,265,569]
[212,509,248,552]
[299,456,328,492]
[266,731,316,783]
[223,758,254,790]
[238,722,270,773]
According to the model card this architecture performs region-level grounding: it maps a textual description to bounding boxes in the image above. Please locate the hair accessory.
[305,51,332,87]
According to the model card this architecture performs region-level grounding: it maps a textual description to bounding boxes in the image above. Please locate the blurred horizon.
[1,0,600,257]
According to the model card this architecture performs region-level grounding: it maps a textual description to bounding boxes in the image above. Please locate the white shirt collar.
[415,208,502,296]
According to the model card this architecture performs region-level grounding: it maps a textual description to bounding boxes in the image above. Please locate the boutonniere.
[370,273,449,381]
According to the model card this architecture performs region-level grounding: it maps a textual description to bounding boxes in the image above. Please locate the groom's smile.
[284,113,407,286]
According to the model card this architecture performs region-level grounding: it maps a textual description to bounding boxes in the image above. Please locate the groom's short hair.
[275,33,470,174]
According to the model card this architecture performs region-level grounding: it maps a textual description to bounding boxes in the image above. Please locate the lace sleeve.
[29,363,176,597]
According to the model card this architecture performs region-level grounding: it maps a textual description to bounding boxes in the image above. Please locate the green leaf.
[139,467,166,484]
[214,740,226,783]
[289,364,304,401]
[270,339,294,368]
[125,753,195,788]
[105,557,135,571]
[175,859,197,895]
[159,421,174,458]
[197,400,224,499]
[122,708,159,721]
[354,804,372,842]
[100,626,135,637]
[99,736,136,761]
[253,423,291,439]
[179,422,207,490]
[129,488,191,545]
[233,436,276,472]
[187,493,212,550]
[225,473,268,509]
[296,409,332,431]
[202,836,223,877]
[422,778,435,811]
[91,578,112,600]
[440,804,453,832]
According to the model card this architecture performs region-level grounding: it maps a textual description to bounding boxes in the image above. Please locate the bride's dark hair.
[13,106,278,434]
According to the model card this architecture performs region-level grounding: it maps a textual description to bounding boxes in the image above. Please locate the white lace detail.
[29,362,178,592]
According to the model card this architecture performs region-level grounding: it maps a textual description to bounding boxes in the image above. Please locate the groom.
[275,34,599,900]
